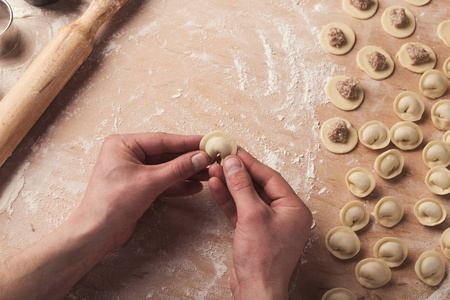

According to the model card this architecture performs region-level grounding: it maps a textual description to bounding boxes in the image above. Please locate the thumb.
[222,156,261,212]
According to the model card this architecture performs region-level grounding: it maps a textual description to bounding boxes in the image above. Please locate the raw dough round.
[396,43,437,73]
[325,226,361,260]
[390,121,423,150]
[373,237,408,267]
[444,130,450,145]
[415,250,445,286]
[444,57,450,79]
[358,120,390,149]
[345,167,376,198]
[374,196,404,227]
[425,166,450,195]
[340,200,370,231]
[342,0,378,20]
[355,258,391,289]
[320,117,358,154]
[414,198,447,226]
[404,0,431,6]
[440,228,450,259]
[199,131,237,165]
[356,46,394,80]
[374,149,404,179]
[393,91,425,121]
[381,6,415,39]
[320,23,356,55]
[438,20,450,48]
[325,75,364,111]
[322,287,357,300]
[431,100,450,131]
[422,141,450,168]
[419,70,448,99]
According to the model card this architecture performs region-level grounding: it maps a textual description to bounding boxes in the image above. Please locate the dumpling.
[320,117,358,154]
[325,226,361,260]
[322,287,357,300]
[358,121,390,150]
[345,167,376,197]
[199,131,237,165]
[374,196,404,227]
[340,200,370,231]
[425,166,450,195]
[419,70,448,99]
[355,258,391,289]
[422,141,450,168]
[393,91,424,121]
[374,149,404,179]
[415,251,445,286]
[413,198,447,226]
[440,228,450,259]
[373,237,408,267]
[389,121,423,150]
[431,99,450,131]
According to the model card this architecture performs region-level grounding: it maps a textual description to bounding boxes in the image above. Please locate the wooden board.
[0,0,449,299]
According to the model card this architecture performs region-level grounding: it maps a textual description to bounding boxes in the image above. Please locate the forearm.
[234,279,288,300]
[0,206,113,300]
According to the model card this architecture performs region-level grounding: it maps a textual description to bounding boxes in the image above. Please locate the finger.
[208,177,237,227]
[161,181,204,197]
[187,169,210,182]
[208,163,226,183]
[127,133,203,156]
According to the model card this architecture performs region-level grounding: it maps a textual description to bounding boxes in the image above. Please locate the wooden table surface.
[0,0,449,299]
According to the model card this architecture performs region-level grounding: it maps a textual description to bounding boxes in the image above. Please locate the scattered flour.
[0,161,30,214]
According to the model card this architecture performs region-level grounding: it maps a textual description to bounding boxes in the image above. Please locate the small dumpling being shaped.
[355,258,391,289]
[422,141,450,168]
[345,167,376,197]
[415,251,445,286]
[440,228,450,259]
[358,121,390,149]
[325,226,361,260]
[374,196,404,227]
[322,287,357,300]
[340,200,370,231]
[431,100,450,131]
[425,166,450,195]
[414,198,447,226]
[419,70,448,99]
[390,121,423,150]
[393,91,425,121]
[200,131,237,165]
[373,237,408,267]
[374,149,404,179]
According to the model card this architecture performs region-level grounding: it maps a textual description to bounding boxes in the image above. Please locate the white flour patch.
[0,161,30,215]
[259,33,279,96]
[13,7,44,19]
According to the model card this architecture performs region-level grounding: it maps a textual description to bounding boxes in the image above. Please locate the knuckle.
[103,134,121,146]
[171,160,189,180]
[228,172,252,192]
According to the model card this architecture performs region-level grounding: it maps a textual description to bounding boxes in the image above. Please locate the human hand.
[208,148,312,299]
[79,133,210,250]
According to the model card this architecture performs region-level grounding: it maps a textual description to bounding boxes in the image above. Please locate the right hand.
[208,148,312,299]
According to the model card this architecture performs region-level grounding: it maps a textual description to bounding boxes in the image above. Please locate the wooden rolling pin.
[0,0,129,167]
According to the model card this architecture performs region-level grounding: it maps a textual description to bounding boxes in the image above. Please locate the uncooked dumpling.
[340,200,370,231]
[404,0,431,6]
[320,23,356,55]
[431,100,450,131]
[356,46,394,80]
[373,237,408,267]
[438,20,450,48]
[414,198,447,226]
[419,70,448,99]
[440,228,450,259]
[381,6,415,39]
[342,0,378,20]
[425,166,450,195]
[345,167,376,197]
[422,141,450,168]
[358,121,390,149]
[374,196,404,227]
[444,130,450,145]
[396,43,436,73]
[325,226,361,260]
[322,287,357,300]
[325,75,364,111]
[390,121,423,150]
[374,149,404,179]
[199,131,237,165]
[355,258,391,289]
[415,251,445,286]
[393,91,425,121]
[320,117,358,154]
[444,57,450,79]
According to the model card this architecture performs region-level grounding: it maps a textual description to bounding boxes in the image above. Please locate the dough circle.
[415,251,445,286]
[358,120,390,150]
[355,258,391,289]
[381,6,415,39]
[325,75,364,111]
[393,91,425,121]
[320,117,358,154]
[396,43,437,74]
[444,57,450,79]
[340,200,370,231]
[390,121,423,150]
[431,100,450,131]
[356,46,394,80]
[440,228,450,259]
[422,141,450,168]
[374,196,404,227]
[404,0,431,6]
[320,23,356,55]
[322,287,357,300]
[414,198,447,226]
[199,131,237,165]
[438,20,450,48]
[325,226,361,260]
[419,70,448,99]
[373,237,408,268]
[374,149,404,179]
[425,166,450,195]
[345,167,376,198]
[342,0,378,20]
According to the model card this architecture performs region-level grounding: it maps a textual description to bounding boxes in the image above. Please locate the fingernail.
[224,157,242,175]
[191,153,209,171]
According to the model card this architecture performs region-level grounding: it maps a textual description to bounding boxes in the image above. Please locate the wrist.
[235,277,288,300]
